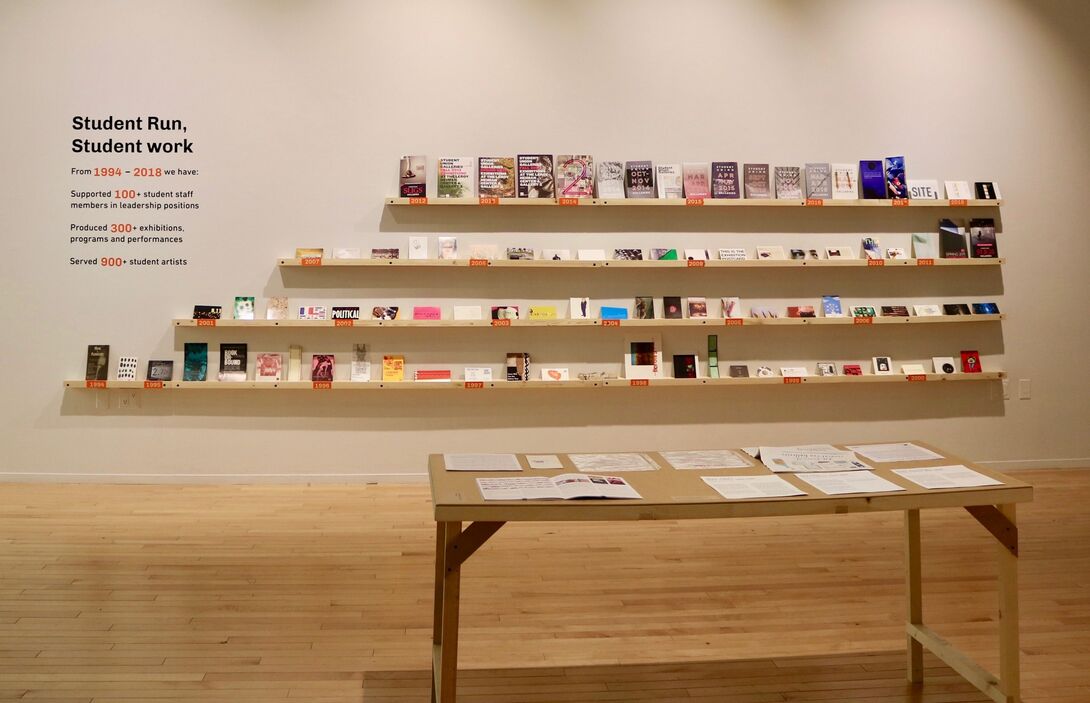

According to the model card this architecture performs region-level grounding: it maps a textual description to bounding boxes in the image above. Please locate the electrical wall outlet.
[1018,379,1032,400]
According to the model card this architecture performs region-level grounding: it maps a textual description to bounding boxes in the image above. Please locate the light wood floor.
[0,469,1087,702]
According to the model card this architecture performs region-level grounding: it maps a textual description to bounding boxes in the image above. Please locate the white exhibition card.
[759,445,871,473]
[443,453,522,472]
[568,453,658,472]
[892,465,1002,489]
[845,442,946,463]
[526,454,563,470]
[476,474,642,501]
[796,470,906,495]
[702,475,806,500]
[661,449,753,470]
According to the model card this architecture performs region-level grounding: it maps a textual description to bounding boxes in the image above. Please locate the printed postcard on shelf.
[477,157,516,198]
[453,305,482,320]
[371,306,399,320]
[913,304,942,317]
[624,161,655,198]
[634,296,654,320]
[884,156,908,199]
[506,247,534,261]
[146,359,174,382]
[774,166,802,199]
[831,163,858,199]
[623,334,663,380]
[682,162,710,199]
[721,297,743,319]
[412,306,441,321]
[371,248,400,260]
[232,296,255,320]
[437,236,458,260]
[974,181,1001,200]
[743,163,770,198]
[780,366,809,377]
[663,296,683,319]
[804,163,832,200]
[684,248,709,261]
[331,306,360,321]
[718,248,747,261]
[570,297,590,319]
[933,356,957,374]
[912,233,939,259]
[886,247,907,259]
[901,364,927,375]
[407,237,427,260]
[298,305,327,320]
[528,305,558,320]
[816,362,837,376]
[295,247,323,259]
[824,246,855,260]
[756,246,786,261]
[872,356,894,374]
[944,180,973,200]
[613,248,644,261]
[750,306,779,319]
[655,163,683,199]
[464,367,493,382]
[541,248,571,261]
[687,297,708,318]
[861,237,883,259]
[491,305,519,320]
[596,160,625,198]
[907,179,939,200]
[651,248,678,261]
[728,364,750,378]
[399,155,426,198]
[540,367,570,381]
[756,365,774,378]
[266,297,289,320]
[257,352,283,381]
[468,244,497,260]
[116,356,138,381]
[556,154,594,198]
[577,249,606,261]
[437,157,474,198]
[332,247,361,260]
[711,161,740,198]
[516,154,555,198]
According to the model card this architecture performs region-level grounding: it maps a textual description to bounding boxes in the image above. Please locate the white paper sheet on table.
[526,454,563,470]
[795,470,906,495]
[443,453,522,472]
[845,443,946,463]
[661,449,753,470]
[568,453,658,472]
[702,475,806,499]
[892,465,1002,489]
[758,445,871,473]
[476,474,642,501]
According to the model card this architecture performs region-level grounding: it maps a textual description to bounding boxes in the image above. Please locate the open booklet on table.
[476,474,642,501]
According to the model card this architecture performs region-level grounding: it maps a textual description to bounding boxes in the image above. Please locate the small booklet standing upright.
[476,474,642,501]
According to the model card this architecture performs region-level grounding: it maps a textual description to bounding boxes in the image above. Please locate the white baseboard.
[0,472,430,484]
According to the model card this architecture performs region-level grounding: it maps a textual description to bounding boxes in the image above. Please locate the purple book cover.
[860,160,886,199]
[711,162,740,198]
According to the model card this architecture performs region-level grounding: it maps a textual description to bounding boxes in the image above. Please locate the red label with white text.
[196,319,217,327]
[891,199,910,207]
[464,381,484,389]
[491,319,511,327]
[916,258,935,266]
[143,381,164,389]
[85,380,107,389]
[685,198,704,206]
[469,258,490,267]
[408,197,428,205]
[949,199,968,207]
[312,381,332,390]
[478,196,499,205]
[725,318,744,326]
[558,197,579,206]
[853,317,874,325]
[300,257,322,266]
[629,379,650,387]
[783,377,802,384]
[907,374,927,382]
[601,319,621,327]
[687,259,706,268]
[867,259,885,267]
[334,319,354,327]
[805,198,824,207]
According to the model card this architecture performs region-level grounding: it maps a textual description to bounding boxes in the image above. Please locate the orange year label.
[408,197,428,205]
[85,380,107,389]
[724,318,744,327]
[478,196,499,205]
[143,381,163,389]
[464,381,484,389]
[468,258,490,267]
[783,377,803,384]
[891,199,910,207]
[685,198,704,206]
[805,198,824,207]
[334,319,355,327]
[853,317,874,325]
[867,259,885,267]
[196,319,217,327]
[601,319,621,327]
[312,381,332,390]
[300,257,322,266]
[558,197,579,206]
[686,259,706,268]
[949,199,968,207]
[629,379,650,387]
[916,258,935,266]
[907,374,927,382]
[491,319,511,327]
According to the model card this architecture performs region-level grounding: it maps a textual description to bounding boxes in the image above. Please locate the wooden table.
[428,443,1032,703]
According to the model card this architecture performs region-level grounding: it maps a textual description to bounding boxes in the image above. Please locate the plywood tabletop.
[428,441,1032,522]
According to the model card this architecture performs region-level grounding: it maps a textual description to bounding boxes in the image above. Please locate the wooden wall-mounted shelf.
[278,257,1004,269]
[65,372,1005,391]
[173,315,1003,329]
[385,197,1002,208]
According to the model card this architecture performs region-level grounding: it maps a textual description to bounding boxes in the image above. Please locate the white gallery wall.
[0,0,1088,480]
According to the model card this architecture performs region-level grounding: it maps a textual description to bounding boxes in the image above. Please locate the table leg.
[904,508,923,683]
[432,521,462,703]
[997,504,1020,703]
